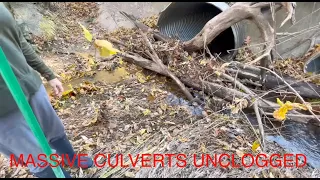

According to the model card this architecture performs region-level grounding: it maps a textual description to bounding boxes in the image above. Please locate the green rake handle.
[0,47,65,178]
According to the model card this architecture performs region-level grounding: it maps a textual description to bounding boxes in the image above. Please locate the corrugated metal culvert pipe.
[304,52,320,75]
[157,2,245,61]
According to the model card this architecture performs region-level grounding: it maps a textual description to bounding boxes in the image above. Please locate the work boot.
[49,134,94,169]
[33,165,72,178]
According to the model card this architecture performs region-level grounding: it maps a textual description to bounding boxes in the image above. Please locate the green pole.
[0,48,65,178]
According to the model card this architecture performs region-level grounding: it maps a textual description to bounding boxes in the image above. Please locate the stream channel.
[45,67,320,169]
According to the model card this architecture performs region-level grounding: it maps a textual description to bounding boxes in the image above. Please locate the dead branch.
[139,30,196,102]
[257,66,320,123]
[119,11,197,102]
[218,72,265,149]
[280,2,297,27]
[228,61,261,74]
[226,63,320,99]
[120,52,319,126]
[182,2,294,83]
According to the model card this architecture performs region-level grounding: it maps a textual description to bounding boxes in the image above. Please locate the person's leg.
[29,84,93,169]
[0,109,71,178]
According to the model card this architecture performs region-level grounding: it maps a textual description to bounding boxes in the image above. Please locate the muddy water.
[46,67,320,169]
[45,67,131,94]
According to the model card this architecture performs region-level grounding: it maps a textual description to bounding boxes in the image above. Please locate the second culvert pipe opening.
[157,2,245,60]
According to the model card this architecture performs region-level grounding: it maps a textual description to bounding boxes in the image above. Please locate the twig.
[279,2,297,28]
[218,72,265,149]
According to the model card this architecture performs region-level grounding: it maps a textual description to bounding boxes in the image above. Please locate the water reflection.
[266,120,320,168]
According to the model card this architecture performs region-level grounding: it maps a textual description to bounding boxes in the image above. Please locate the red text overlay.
[10,153,307,168]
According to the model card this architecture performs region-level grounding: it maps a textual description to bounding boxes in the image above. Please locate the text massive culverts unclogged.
[10,153,307,168]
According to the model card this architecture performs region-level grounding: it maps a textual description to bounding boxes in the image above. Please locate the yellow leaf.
[62,89,73,97]
[160,104,167,111]
[60,73,66,79]
[273,98,309,121]
[68,84,73,90]
[179,137,189,143]
[135,72,147,83]
[251,140,260,152]
[276,98,284,106]
[94,40,120,57]
[200,143,206,153]
[79,23,93,42]
[273,107,288,121]
[89,59,95,66]
[119,58,124,65]
[139,129,147,135]
[143,109,151,116]
[200,60,207,66]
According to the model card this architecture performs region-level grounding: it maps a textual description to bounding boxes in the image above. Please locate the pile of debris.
[89,2,320,178]
[97,2,320,146]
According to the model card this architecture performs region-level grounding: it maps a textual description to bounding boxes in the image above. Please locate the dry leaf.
[273,98,310,121]
[139,129,147,135]
[119,58,124,65]
[82,106,99,127]
[230,98,248,114]
[200,60,207,66]
[251,140,260,152]
[236,150,244,158]
[143,109,151,116]
[124,171,135,178]
[200,143,206,153]
[79,23,93,42]
[135,72,147,83]
[179,137,189,143]
[94,40,120,57]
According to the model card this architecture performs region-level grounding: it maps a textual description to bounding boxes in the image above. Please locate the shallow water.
[45,67,130,94]
[244,113,320,169]
[265,121,320,168]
